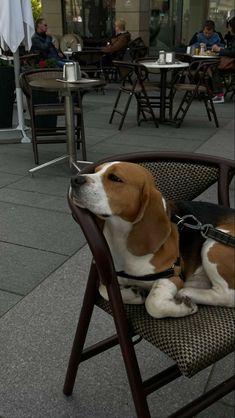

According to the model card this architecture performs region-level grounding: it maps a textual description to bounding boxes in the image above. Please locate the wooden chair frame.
[20,68,87,165]
[173,61,219,128]
[63,152,235,418]
[109,61,159,130]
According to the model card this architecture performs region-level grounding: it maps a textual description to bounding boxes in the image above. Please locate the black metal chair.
[109,61,159,130]
[20,68,87,165]
[172,61,219,128]
[63,151,235,418]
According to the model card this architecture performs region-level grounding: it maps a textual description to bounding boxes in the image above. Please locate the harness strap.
[116,257,183,282]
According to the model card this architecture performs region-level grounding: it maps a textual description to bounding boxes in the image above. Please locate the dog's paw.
[175,292,198,314]
[99,283,145,304]
[120,285,145,304]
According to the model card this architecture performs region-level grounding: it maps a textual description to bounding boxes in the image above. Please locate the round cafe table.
[29,77,105,174]
[139,60,190,123]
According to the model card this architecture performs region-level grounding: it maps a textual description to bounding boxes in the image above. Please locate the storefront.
[41,0,234,49]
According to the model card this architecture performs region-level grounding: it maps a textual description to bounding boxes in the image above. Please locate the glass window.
[181,0,234,46]
[62,0,115,41]
[149,1,182,50]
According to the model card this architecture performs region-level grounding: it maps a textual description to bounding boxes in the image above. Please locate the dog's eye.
[108,173,123,183]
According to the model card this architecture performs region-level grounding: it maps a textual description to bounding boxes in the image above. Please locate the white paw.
[120,285,145,304]
[175,292,198,315]
[99,283,145,304]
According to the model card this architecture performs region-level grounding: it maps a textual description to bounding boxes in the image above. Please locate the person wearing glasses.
[31,18,67,68]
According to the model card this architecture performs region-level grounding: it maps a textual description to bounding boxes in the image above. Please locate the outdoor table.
[29,77,105,174]
[63,50,73,60]
[139,60,189,123]
[191,54,220,60]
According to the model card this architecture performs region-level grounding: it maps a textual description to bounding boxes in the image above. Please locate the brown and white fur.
[70,161,235,318]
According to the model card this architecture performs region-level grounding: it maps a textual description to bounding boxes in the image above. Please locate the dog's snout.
[71,175,86,188]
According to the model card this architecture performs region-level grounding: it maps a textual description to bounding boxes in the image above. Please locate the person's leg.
[210,64,224,103]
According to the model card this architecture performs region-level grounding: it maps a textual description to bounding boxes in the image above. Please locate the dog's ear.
[127,186,172,256]
[133,176,152,224]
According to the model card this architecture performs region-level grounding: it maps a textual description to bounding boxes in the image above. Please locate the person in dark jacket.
[209,16,235,103]
[101,18,131,65]
[31,18,67,68]
[212,16,235,57]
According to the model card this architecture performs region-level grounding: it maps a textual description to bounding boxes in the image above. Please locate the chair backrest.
[71,152,234,208]
[127,37,148,61]
[20,68,63,97]
[60,34,83,52]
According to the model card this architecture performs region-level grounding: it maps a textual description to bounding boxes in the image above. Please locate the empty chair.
[20,68,87,164]
[63,151,235,418]
[173,60,219,128]
[109,61,159,130]
[59,33,83,52]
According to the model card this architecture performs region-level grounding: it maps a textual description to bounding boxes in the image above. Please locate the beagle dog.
[70,161,235,318]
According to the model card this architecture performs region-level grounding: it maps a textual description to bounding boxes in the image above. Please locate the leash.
[173,214,235,248]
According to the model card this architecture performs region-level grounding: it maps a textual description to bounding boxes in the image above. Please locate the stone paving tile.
[0,241,68,296]
[0,201,86,255]
[0,290,22,317]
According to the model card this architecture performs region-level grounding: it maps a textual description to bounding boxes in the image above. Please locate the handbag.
[218,56,235,71]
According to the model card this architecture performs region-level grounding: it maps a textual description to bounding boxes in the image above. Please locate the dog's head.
[70,162,172,254]
[70,161,158,221]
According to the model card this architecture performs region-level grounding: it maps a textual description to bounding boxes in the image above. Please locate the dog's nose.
[71,175,86,188]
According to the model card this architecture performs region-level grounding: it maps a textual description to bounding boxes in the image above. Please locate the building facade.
[40,0,234,49]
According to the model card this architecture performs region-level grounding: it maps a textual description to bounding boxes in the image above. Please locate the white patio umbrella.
[0,0,34,143]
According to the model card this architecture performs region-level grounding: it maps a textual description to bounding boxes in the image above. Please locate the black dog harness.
[116,257,183,282]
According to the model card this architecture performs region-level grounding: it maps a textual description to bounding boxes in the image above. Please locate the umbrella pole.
[13,49,31,143]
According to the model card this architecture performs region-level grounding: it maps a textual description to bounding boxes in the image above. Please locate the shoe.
[211,94,225,104]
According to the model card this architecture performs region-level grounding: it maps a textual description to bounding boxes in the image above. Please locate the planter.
[0,66,15,128]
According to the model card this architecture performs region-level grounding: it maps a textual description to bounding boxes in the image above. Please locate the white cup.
[77,44,82,52]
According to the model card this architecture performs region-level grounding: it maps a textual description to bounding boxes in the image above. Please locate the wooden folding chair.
[173,61,219,128]
[109,61,159,130]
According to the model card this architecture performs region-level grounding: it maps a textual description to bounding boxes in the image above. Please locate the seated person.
[190,20,225,49]
[212,15,235,58]
[208,16,235,103]
[100,18,131,66]
[31,18,67,68]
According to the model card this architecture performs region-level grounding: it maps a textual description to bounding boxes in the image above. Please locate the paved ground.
[0,82,234,418]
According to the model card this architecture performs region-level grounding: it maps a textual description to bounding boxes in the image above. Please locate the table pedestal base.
[29,155,92,175]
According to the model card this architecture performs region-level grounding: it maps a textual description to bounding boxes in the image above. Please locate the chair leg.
[109,89,134,130]
[204,96,219,128]
[109,89,122,124]
[173,90,195,128]
[107,280,151,418]
[76,113,87,160]
[63,263,98,396]
[31,117,39,165]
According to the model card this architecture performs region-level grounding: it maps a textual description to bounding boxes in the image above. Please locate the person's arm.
[214,33,225,48]
[101,33,130,54]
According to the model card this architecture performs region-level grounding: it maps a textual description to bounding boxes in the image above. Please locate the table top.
[140,61,190,69]
[29,77,105,92]
[192,54,219,59]
[63,50,73,56]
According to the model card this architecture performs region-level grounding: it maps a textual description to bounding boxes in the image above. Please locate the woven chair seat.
[174,83,207,93]
[97,298,235,377]
[121,81,160,94]
[34,104,81,116]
